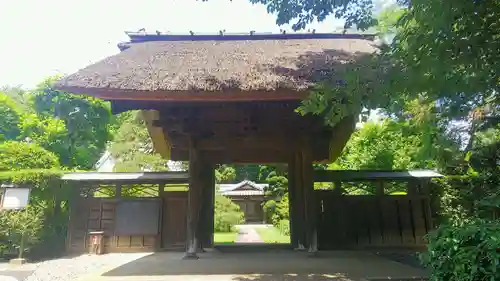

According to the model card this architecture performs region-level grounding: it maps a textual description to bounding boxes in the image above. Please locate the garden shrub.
[421,221,500,281]
[214,194,244,232]
[278,219,290,236]
[272,193,289,226]
[0,169,66,260]
[0,141,60,171]
[0,205,44,259]
[262,200,277,224]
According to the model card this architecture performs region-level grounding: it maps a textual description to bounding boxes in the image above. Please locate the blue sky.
[0,0,352,88]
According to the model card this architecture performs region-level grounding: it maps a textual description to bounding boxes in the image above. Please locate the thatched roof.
[56,34,377,95]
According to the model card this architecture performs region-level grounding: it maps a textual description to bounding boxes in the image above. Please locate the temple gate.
[55,32,439,258]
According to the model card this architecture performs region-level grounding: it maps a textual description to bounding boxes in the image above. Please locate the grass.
[256,226,290,244]
[164,184,188,191]
[214,231,239,244]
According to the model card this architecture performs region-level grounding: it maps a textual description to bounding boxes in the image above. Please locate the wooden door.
[161,192,188,248]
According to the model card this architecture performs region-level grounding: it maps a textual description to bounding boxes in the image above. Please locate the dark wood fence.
[64,175,191,254]
[316,191,432,250]
[67,198,159,253]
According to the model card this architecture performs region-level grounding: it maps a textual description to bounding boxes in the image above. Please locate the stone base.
[9,258,27,265]
[182,252,199,260]
[307,250,319,257]
[293,245,307,251]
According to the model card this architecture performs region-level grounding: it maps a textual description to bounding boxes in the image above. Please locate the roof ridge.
[121,32,375,45]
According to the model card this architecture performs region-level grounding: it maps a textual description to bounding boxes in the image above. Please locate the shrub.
[278,219,290,236]
[0,141,60,171]
[0,205,44,259]
[214,195,244,232]
[421,221,500,281]
[262,200,277,224]
[272,194,289,226]
[0,169,66,260]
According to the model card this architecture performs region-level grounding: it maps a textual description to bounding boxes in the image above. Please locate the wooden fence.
[316,191,432,250]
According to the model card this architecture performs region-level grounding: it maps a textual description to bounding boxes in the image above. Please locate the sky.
[0,0,348,88]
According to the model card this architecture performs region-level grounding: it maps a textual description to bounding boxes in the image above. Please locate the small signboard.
[0,187,31,210]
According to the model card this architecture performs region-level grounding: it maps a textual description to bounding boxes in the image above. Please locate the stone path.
[236,224,265,243]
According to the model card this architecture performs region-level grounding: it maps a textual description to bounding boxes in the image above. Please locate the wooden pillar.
[198,164,215,250]
[156,183,165,250]
[184,137,203,259]
[376,181,385,196]
[206,166,215,248]
[287,158,298,248]
[294,151,307,250]
[302,143,318,255]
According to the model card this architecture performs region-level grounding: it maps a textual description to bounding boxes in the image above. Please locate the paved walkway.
[235,224,265,243]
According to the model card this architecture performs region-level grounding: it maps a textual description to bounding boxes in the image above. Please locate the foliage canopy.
[30,77,113,169]
[0,93,22,141]
[0,141,60,171]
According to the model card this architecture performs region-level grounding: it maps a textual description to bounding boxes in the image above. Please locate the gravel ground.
[3,253,149,281]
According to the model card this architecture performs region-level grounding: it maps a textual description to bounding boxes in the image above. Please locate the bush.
[0,141,60,171]
[272,194,289,226]
[214,195,244,232]
[0,169,66,260]
[278,219,290,236]
[421,221,500,281]
[262,200,277,224]
[0,205,44,259]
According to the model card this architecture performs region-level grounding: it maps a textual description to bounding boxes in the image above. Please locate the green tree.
[202,0,382,30]
[18,114,69,162]
[109,111,169,172]
[0,205,44,259]
[0,93,22,141]
[214,194,245,232]
[215,165,236,183]
[234,164,261,182]
[0,141,60,171]
[0,86,31,112]
[29,77,112,169]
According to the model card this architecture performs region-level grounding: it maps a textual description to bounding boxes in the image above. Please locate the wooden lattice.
[121,184,159,198]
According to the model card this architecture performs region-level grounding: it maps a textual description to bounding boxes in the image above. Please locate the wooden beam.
[170,146,331,163]
[171,149,300,164]
[161,123,327,139]
[59,87,309,102]
[170,135,303,151]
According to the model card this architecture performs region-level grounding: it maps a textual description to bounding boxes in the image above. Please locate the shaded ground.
[75,250,428,281]
[0,253,149,281]
[0,269,33,281]
[374,252,427,270]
